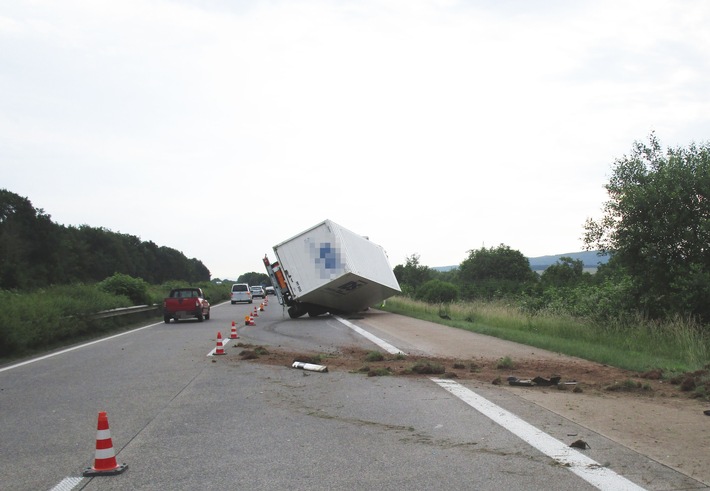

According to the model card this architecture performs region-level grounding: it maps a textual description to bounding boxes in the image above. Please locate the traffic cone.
[248,315,256,326]
[230,322,239,339]
[83,411,128,476]
[215,331,225,355]
[244,314,251,326]
[253,307,259,317]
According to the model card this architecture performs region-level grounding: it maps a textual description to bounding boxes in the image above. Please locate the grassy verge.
[380,296,710,374]
[0,281,231,363]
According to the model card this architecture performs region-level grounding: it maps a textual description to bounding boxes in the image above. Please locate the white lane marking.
[2,301,234,372]
[48,476,83,491]
[207,337,232,357]
[432,378,647,491]
[336,317,647,491]
[333,315,406,355]
[0,322,163,373]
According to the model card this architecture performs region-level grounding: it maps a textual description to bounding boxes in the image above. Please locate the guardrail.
[91,304,160,319]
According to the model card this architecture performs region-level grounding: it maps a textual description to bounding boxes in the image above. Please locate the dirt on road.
[232,310,710,485]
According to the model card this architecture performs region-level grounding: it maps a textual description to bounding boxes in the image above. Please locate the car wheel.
[164,315,171,323]
[231,301,236,305]
[196,312,204,322]
[205,309,210,320]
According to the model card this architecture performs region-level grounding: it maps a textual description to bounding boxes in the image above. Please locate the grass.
[380,296,710,374]
[0,281,232,362]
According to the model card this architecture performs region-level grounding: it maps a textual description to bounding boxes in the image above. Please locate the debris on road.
[569,439,590,449]
[292,361,328,373]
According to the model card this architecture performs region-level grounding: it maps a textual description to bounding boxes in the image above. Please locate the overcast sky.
[2,0,709,280]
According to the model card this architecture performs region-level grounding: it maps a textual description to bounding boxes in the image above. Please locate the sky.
[2,0,709,280]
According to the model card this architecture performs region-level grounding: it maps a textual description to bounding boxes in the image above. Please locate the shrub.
[416,280,459,304]
[98,273,151,306]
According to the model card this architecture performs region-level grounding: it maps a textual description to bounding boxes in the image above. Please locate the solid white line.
[335,318,647,490]
[432,378,647,491]
[0,322,164,373]
[207,337,232,357]
[333,315,406,355]
[48,476,83,491]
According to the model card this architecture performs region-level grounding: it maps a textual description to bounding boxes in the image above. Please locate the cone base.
[83,463,128,477]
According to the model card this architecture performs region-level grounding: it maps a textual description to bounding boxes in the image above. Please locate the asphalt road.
[0,299,702,490]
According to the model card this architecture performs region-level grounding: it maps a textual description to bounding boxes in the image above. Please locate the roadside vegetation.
[380,297,709,374]
[387,135,710,380]
[0,275,232,361]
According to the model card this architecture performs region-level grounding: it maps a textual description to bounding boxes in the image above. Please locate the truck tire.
[196,312,204,322]
[288,304,309,319]
[164,315,171,323]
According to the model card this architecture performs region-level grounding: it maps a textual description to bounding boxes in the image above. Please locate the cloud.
[2,0,709,278]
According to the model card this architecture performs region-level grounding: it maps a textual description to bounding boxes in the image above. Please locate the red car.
[163,288,210,323]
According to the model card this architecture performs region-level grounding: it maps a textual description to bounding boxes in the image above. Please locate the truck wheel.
[196,312,204,322]
[164,315,171,323]
[205,309,210,320]
[288,304,308,319]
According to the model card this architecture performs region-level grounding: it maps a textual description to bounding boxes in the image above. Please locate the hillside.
[433,251,609,272]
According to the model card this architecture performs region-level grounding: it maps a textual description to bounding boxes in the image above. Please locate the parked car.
[264,286,275,296]
[250,285,265,298]
[231,283,252,304]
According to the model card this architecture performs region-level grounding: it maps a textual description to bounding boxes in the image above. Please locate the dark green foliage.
[0,189,211,289]
[393,254,433,296]
[584,134,710,321]
[237,272,270,286]
[458,244,538,299]
[416,279,459,303]
[540,257,587,288]
[98,273,151,306]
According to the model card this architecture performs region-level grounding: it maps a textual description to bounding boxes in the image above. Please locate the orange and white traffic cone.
[230,322,239,339]
[248,315,256,326]
[214,331,225,355]
[252,306,259,317]
[83,411,128,476]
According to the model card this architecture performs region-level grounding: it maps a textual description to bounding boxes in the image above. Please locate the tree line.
[0,189,210,290]
[395,134,710,326]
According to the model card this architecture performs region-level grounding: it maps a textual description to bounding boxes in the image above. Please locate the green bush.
[98,273,151,306]
[415,280,459,304]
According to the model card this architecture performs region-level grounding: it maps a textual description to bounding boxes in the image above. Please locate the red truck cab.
[163,288,210,323]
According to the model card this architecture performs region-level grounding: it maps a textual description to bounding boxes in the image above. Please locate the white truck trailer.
[263,220,401,318]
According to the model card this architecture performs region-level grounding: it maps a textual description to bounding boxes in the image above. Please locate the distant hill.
[433,251,609,272]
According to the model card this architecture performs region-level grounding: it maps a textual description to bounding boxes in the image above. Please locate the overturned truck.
[263,220,401,318]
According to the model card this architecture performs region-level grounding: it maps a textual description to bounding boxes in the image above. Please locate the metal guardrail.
[91,304,160,319]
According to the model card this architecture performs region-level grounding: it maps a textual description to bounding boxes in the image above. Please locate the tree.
[583,134,710,320]
[416,279,459,303]
[540,257,585,288]
[393,254,433,296]
[238,272,270,286]
[458,244,537,299]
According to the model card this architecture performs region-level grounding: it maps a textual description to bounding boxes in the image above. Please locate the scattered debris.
[532,375,561,386]
[508,376,535,387]
[507,375,563,387]
[570,439,590,449]
[292,361,328,373]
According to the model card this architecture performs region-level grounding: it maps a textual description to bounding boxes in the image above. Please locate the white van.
[231,283,252,304]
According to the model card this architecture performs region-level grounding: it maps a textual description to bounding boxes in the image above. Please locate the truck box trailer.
[263,220,401,318]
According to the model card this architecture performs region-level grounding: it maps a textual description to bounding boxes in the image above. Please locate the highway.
[0,299,702,490]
